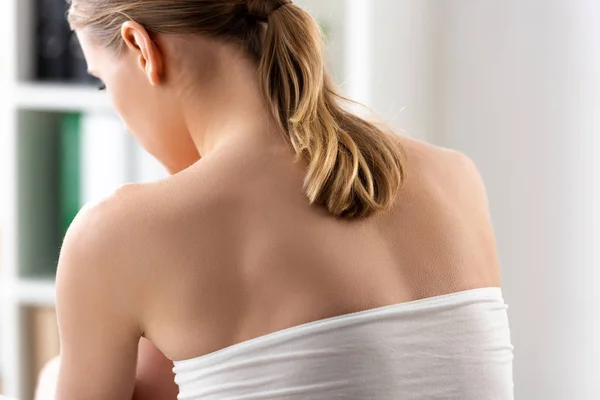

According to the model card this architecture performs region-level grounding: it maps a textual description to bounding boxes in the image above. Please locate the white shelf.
[1,277,57,307]
[15,83,112,112]
[15,279,56,307]
[4,278,56,307]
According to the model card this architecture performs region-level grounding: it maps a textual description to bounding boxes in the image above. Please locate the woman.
[52,0,514,399]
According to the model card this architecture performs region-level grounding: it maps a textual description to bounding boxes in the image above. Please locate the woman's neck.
[184,51,278,159]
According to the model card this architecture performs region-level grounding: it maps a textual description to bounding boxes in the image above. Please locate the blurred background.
[0,0,599,399]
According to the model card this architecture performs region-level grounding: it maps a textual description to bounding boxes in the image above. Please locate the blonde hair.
[68,0,407,218]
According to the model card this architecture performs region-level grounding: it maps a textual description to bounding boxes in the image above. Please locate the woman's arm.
[55,204,140,400]
[35,340,178,400]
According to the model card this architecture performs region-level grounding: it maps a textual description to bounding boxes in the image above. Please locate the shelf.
[15,279,56,307]
[15,83,112,112]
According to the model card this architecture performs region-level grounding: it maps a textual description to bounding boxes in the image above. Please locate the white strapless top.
[173,287,514,399]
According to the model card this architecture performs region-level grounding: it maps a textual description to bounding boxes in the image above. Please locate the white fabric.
[173,287,514,399]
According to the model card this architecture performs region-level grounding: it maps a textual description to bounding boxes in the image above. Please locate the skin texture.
[53,22,501,400]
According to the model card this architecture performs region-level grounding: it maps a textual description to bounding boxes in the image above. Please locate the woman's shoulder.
[57,183,152,280]
[62,171,232,265]
[391,134,488,205]
[55,184,149,334]
[383,134,500,292]
[65,176,215,241]
[394,134,476,170]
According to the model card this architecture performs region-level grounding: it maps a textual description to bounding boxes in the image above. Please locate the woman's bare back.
[101,134,501,363]
[54,2,509,398]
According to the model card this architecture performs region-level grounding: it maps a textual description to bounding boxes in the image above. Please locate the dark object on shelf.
[35,0,97,84]
[69,31,95,82]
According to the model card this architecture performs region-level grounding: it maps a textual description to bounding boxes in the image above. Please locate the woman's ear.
[121,21,164,86]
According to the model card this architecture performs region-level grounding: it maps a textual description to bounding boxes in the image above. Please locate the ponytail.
[252,0,407,218]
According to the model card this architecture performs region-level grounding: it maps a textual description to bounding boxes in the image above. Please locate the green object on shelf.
[59,113,81,239]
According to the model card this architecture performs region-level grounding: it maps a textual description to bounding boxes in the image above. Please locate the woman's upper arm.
[55,203,141,400]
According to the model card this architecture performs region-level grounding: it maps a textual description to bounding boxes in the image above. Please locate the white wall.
[368,1,600,398]
[295,0,347,84]
[370,0,441,140]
